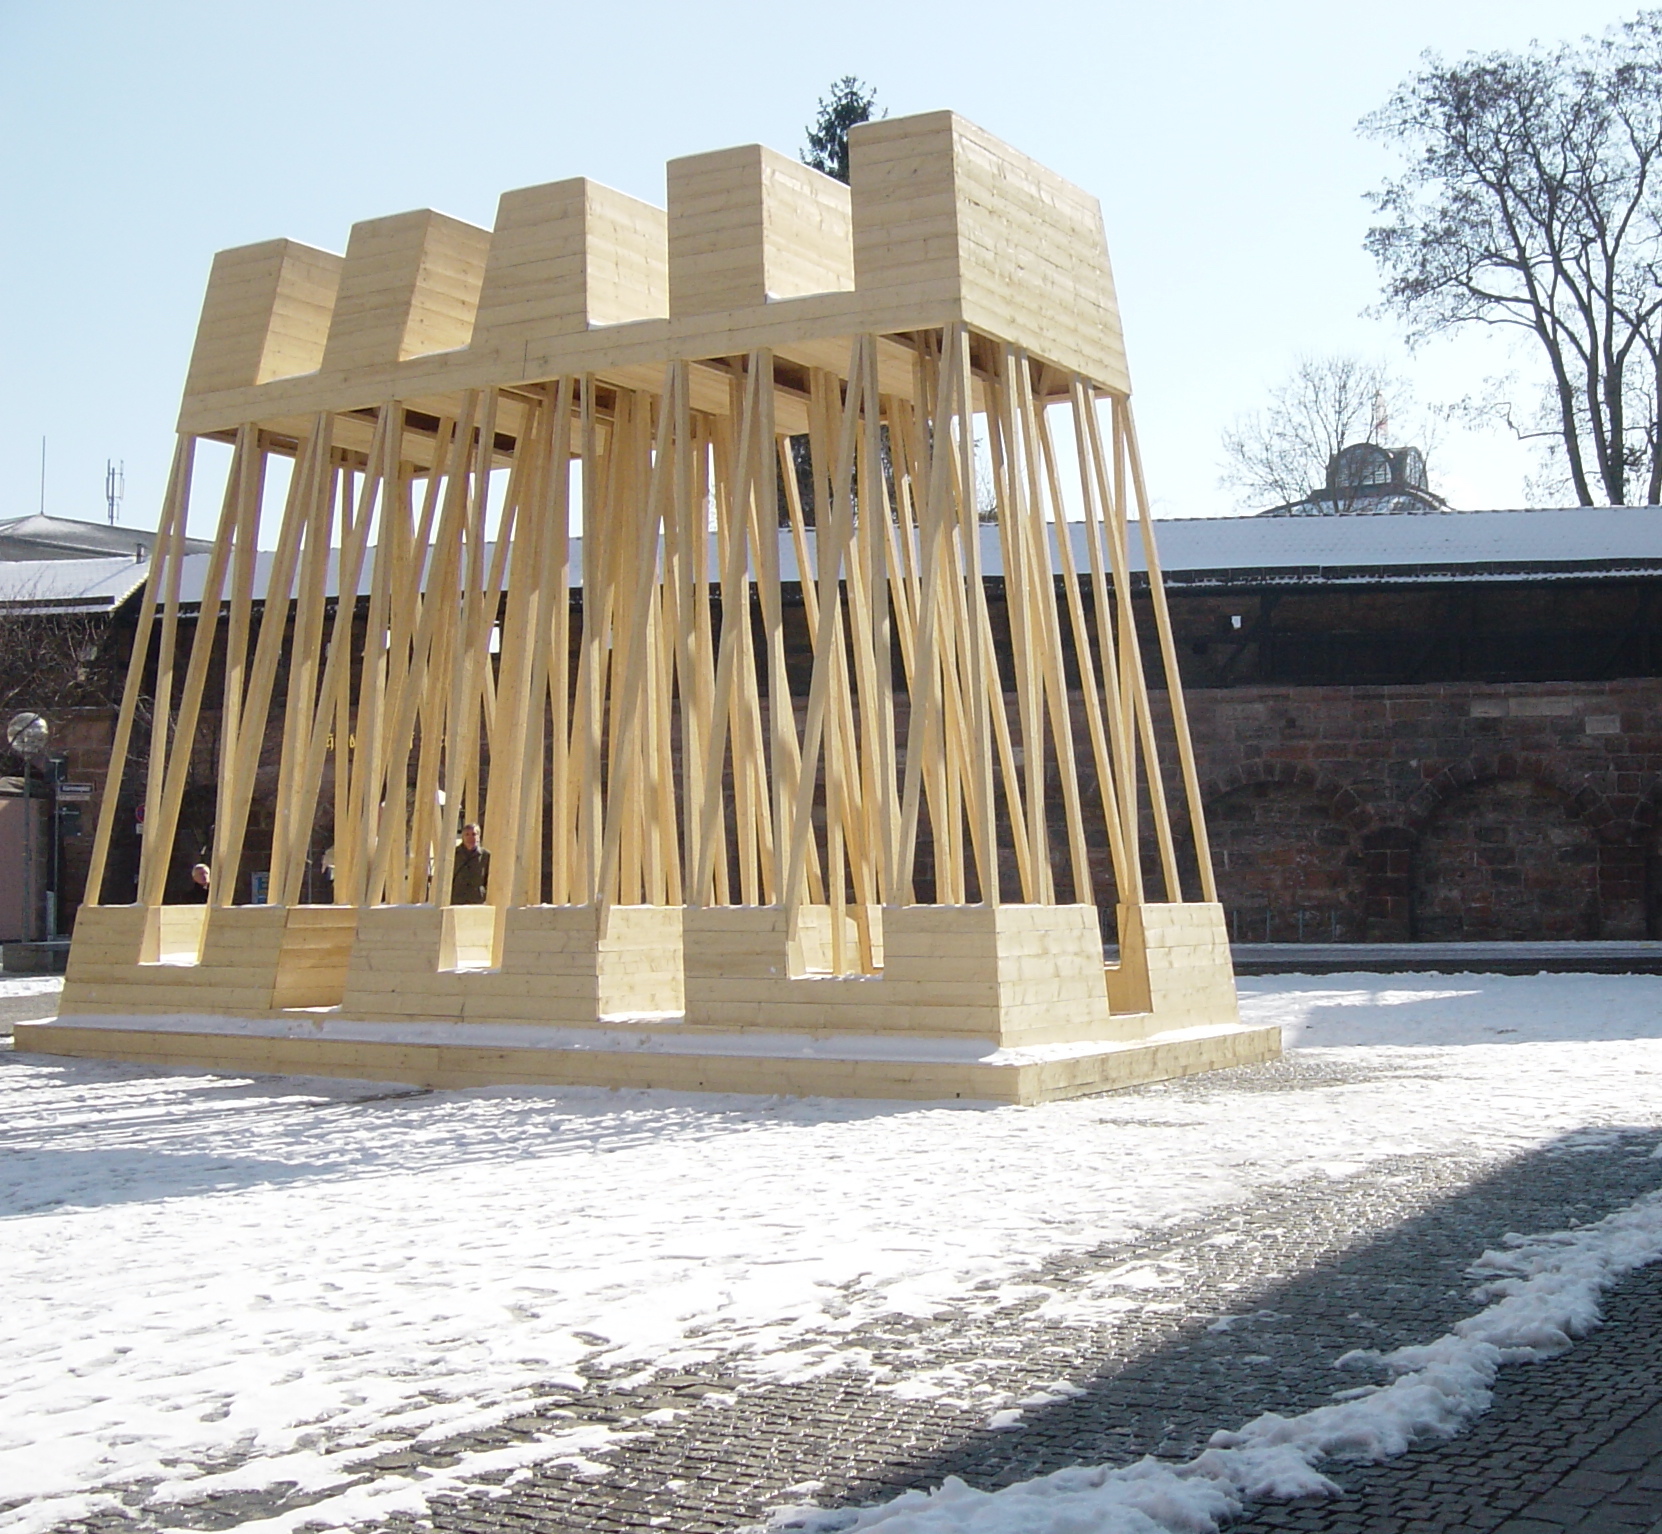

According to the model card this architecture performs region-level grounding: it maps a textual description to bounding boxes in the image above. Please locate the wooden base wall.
[683,903,1131,1045]
[61,903,360,1016]
[34,900,1268,1104]
[1107,902,1241,1029]
[339,904,686,1023]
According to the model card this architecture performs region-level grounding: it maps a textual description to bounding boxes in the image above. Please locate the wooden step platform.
[26,900,1277,1104]
[12,1012,1280,1105]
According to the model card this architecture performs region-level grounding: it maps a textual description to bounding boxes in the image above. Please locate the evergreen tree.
[786,78,885,523]
[803,76,880,185]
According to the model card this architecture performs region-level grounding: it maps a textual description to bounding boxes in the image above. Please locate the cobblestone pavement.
[38,1055,1662,1534]
[1228,1264,1662,1534]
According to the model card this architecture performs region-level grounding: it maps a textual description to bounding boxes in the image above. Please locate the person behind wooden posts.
[184,863,210,903]
[450,824,489,905]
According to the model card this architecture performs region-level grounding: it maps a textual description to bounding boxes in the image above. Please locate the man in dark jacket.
[451,823,490,905]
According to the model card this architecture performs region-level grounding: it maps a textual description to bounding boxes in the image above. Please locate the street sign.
[58,782,93,800]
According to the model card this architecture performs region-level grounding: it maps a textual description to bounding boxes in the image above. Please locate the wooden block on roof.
[848,111,1129,393]
[666,145,854,317]
[473,179,668,346]
[320,209,491,373]
[183,239,343,399]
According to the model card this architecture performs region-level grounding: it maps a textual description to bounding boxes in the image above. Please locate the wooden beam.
[85,436,194,907]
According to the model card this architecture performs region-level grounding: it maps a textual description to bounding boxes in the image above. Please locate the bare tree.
[1363,13,1662,506]
[1219,355,1427,509]
[0,601,114,716]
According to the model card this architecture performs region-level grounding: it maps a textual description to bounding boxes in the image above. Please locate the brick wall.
[1178,679,1662,941]
[88,593,1662,946]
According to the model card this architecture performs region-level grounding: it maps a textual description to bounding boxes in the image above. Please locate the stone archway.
[1410,777,1601,940]
[1205,777,1365,943]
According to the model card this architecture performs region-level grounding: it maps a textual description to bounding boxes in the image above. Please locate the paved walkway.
[406,1075,1661,1534]
[39,1055,1662,1534]
[1231,1265,1662,1533]
[1227,940,1662,975]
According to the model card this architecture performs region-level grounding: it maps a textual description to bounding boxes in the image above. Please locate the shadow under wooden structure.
[20,112,1278,1101]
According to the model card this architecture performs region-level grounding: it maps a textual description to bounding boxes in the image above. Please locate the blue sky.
[0,0,1631,536]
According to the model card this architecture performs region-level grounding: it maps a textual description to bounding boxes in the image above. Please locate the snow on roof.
[0,513,209,563]
[1136,505,1662,586]
[0,556,152,614]
[157,505,1662,609]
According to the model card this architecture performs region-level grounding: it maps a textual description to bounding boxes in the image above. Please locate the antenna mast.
[105,459,125,526]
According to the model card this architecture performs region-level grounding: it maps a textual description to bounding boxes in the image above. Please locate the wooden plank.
[1123,399,1218,903]
[135,438,195,906]
[84,437,193,908]
[274,407,392,904]
[140,428,250,908]
[213,416,331,904]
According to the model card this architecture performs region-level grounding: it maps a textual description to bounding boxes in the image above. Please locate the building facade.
[1146,503,1662,943]
[29,501,1662,949]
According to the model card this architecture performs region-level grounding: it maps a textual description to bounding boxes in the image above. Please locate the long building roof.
[127,504,1662,611]
[1141,505,1662,589]
[0,556,154,614]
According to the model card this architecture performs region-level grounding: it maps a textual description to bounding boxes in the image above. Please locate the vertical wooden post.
[951,327,999,905]
[1011,357,1091,905]
[273,407,392,905]
[215,436,267,899]
[1122,398,1219,903]
[594,366,678,924]
[898,331,964,904]
[84,435,194,907]
[1038,388,1124,902]
[366,392,479,905]
[268,440,340,899]
[212,416,332,905]
[1072,384,1141,905]
[138,428,253,909]
[134,438,197,905]
[341,417,409,906]
[541,383,575,906]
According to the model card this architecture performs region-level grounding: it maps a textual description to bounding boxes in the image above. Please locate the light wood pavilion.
[20,112,1278,1101]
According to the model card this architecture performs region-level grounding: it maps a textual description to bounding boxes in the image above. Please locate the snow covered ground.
[3,972,1662,1534]
[0,973,67,1025]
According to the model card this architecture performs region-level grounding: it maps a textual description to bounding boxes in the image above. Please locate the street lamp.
[6,712,54,941]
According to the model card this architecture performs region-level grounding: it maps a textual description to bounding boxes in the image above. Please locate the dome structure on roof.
[1259,442,1449,517]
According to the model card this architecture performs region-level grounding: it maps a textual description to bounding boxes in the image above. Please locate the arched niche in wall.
[1411,777,1600,941]
[1205,778,1365,944]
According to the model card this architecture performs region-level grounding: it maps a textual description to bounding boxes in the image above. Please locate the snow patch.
[1239,971,1662,1047]
[769,1188,1662,1532]
[0,976,63,1001]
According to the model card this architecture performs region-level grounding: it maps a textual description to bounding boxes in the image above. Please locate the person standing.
[184,863,211,903]
[450,823,490,905]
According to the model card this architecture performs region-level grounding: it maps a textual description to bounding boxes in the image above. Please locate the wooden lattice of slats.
[38,111,1273,1100]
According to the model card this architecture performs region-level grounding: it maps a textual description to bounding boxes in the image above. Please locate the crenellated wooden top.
[178,111,1129,439]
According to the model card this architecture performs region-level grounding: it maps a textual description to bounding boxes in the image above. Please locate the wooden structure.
[21,112,1278,1101]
